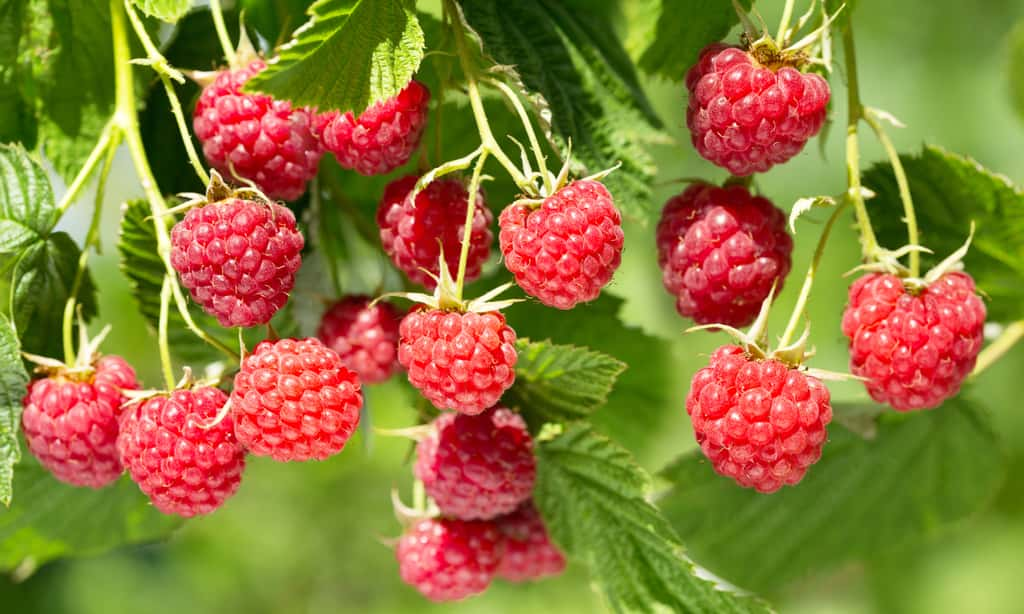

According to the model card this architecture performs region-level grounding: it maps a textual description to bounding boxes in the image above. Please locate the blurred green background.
[4,0,1024,612]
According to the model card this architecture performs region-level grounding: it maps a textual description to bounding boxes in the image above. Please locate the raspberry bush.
[1,1,1022,612]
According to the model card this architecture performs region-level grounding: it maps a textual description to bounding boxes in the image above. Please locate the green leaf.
[626,0,750,79]
[0,314,29,507]
[1010,19,1024,123]
[0,0,38,146]
[658,399,1005,594]
[863,145,1024,321]
[245,0,425,116]
[458,0,664,223]
[505,339,625,426]
[535,423,771,613]
[128,0,190,22]
[0,460,181,569]
[0,144,57,240]
[240,0,313,45]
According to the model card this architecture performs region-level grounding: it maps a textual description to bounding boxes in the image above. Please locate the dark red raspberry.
[398,309,517,415]
[117,387,245,517]
[317,296,404,384]
[170,198,304,328]
[495,502,566,582]
[841,272,986,411]
[193,60,323,201]
[499,180,623,309]
[415,406,535,520]
[377,175,492,289]
[686,345,832,493]
[21,356,138,488]
[231,337,362,461]
[396,517,504,602]
[315,80,430,176]
[656,182,793,327]
[685,43,830,175]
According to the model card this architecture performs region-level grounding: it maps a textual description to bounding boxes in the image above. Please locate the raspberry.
[193,60,323,201]
[231,337,362,461]
[495,502,566,582]
[317,296,404,384]
[656,182,793,327]
[398,309,517,415]
[377,175,492,289]
[415,406,535,520]
[21,356,138,488]
[315,80,430,176]
[685,43,830,175]
[499,180,623,309]
[117,387,245,517]
[170,198,304,328]
[396,517,504,602]
[686,345,832,493]
[841,272,986,411]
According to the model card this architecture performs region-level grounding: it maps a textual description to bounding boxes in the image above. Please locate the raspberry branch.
[158,276,175,390]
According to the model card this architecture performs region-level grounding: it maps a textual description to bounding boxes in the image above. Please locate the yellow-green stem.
[490,78,552,193]
[864,110,919,276]
[971,320,1024,380]
[841,20,880,262]
[209,0,237,67]
[455,150,489,300]
[158,276,175,389]
[776,0,798,43]
[55,120,116,215]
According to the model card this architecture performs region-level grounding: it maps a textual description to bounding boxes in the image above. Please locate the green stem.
[158,276,175,390]
[455,150,489,300]
[55,120,116,215]
[489,78,552,193]
[864,109,919,276]
[209,0,237,67]
[777,0,798,42]
[971,320,1024,379]
[841,20,880,262]
[778,200,851,347]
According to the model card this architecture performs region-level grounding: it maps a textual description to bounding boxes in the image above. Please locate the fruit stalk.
[864,108,920,276]
[54,120,117,215]
[208,0,237,67]
[456,150,489,300]
[489,78,553,194]
[158,276,175,389]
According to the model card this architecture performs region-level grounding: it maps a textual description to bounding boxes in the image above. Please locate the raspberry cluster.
[317,296,404,384]
[193,60,323,201]
[842,272,986,411]
[656,182,793,327]
[686,345,832,493]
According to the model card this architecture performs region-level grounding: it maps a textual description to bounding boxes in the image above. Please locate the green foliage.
[1010,19,1024,124]
[245,0,425,116]
[506,339,626,427]
[0,461,181,570]
[534,423,770,613]
[240,0,313,45]
[863,145,1024,321]
[0,0,38,146]
[128,0,190,22]
[458,0,664,223]
[658,399,1004,594]
[0,314,28,506]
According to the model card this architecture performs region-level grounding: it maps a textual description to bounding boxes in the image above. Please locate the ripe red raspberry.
[317,296,404,384]
[685,43,830,175]
[117,387,245,517]
[495,502,566,582]
[841,272,986,411]
[231,337,362,461]
[686,345,832,493]
[170,198,304,328]
[396,517,504,602]
[377,175,492,289]
[21,356,138,488]
[656,182,793,327]
[315,80,430,176]
[193,60,323,201]
[398,309,517,415]
[415,406,535,520]
[499,180,623,309]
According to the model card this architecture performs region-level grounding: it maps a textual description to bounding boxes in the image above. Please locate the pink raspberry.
[117,387,245,517]
[317,296,404,384]
[230,337,362,461]
[193,60,323,201]
[21,356,138,488]
[686,345,832,493]
[415,406,535,520]
[170,198,304,328]
[841,272,986,411]
[656,182,793,327]
[495,502,566,582]
[315,80,430,176]
[686,43,830,175]
[377,175,493,289]
[396,517,504,602]
[499,180,623,309]
[398,309,518,415]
